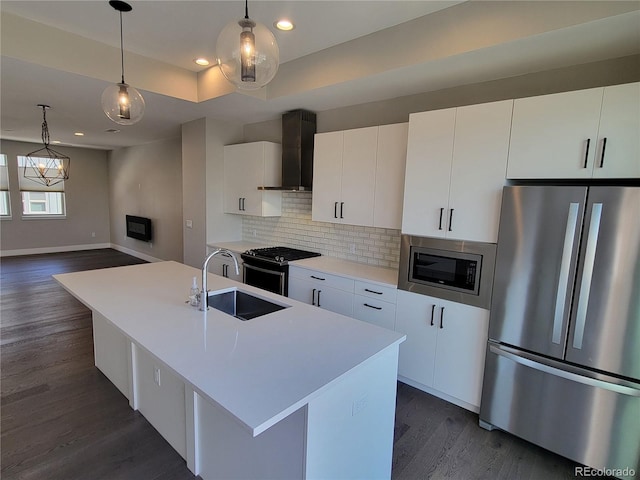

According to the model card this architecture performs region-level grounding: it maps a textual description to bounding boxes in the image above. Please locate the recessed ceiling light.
[74,132,84,136]
[275,19,295,31]
[194,58,210,66]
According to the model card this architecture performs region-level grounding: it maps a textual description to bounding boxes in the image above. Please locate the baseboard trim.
[397,375,480,414]
[0,243,112,257]
[109,244,164,263]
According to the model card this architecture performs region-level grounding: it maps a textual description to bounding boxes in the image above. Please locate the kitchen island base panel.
[306,344,399,479]
[92,312,132,403]
[397,375,480,414]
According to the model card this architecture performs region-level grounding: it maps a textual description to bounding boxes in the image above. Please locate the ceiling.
[1,1,639,150]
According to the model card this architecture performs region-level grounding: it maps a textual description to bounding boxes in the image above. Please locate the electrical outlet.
[352,394,368,416]
[186,219,193,229]
[252,229,257,237]
[153,367,161,387]
[350,243,356,254]
[91,232,96,238]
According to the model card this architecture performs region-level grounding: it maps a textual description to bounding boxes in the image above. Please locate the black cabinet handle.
[334,202,338,218]
[364,303,382,310]
[222,264,227,278]
[317,290,322,308]
[310,275,326,281]
[438,208,444,230]
[312,288,316,306]
[340,202,344,219]
[583,138,591,168]
[242,198,246,211]
[448,209,454,232]
[440,306,445,329]
[239,198,242,211]
[599,137,607,168]
[364,288,382,295]
[430,304,435,326]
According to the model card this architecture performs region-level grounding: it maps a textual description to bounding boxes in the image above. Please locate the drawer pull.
[364,288,382,295]
[310,275,326,281]
[312,288,316,306]
[364,303,382,310]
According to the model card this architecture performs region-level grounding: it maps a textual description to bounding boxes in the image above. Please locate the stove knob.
[276,256,283,262]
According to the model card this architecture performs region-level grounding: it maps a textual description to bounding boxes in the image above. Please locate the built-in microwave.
[398,235,497,309]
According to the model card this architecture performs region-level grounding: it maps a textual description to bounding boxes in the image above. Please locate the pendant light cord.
[119,11,125,84]
[245,0,249,19]
[40,106,50,147]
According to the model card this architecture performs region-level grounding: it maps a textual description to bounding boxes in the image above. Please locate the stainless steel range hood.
[259,109,316,191]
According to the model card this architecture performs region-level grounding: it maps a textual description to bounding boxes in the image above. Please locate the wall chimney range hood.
[259,109,316,191]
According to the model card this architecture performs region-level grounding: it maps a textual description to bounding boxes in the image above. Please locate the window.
[0,154,10,217]
[17,155,66,216]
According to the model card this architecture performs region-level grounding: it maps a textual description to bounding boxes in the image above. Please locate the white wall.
[0,139,111,255]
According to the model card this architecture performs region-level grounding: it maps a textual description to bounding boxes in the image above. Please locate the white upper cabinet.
[223,142,283,216]
[507,82,640,179]
[312,124,408,229]
[402,100,512,243]
[593,82,640,178]
[374,123,409,229]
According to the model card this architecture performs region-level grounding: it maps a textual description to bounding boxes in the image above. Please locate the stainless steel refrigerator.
[480,185,639,478]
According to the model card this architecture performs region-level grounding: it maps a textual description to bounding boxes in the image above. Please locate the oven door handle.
[243,264,285,295]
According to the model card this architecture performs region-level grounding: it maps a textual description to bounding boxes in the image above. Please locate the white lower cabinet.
[207,254,243,283]
[395,290,489,410]
[352,280,397,330]
[288,266,354,317]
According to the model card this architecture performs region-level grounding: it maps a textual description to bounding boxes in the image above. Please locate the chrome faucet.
[199,248,240,311]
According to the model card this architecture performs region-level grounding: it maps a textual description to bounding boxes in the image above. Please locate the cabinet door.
[593,82,640,179]
[507,88,603,179]
[340,127,378,227]
[401,109,455,236]
[315,285,354,317]
[312,131,344,223]
[223,145,251,214]
[374,123,408,229]
[432,300,489,407]
[447,100,512,242]
[288,275,315,305]
[207,255,243,282]
[394,290,438,387]
[353,295,396,330]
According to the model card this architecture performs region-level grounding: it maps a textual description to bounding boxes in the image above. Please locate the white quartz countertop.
[291,256,399,287]
[54,261,404,437]
[206,241,270,254]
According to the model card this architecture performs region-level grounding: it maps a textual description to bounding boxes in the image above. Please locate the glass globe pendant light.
[216,0,279,90]
[101,0,145,125]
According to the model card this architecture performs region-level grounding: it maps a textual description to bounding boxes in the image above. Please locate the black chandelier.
[23,105,70,187]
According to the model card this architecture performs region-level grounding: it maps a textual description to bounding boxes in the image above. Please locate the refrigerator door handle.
[573,203,603,350]
[552,202,580,344]
[489,343,640,397]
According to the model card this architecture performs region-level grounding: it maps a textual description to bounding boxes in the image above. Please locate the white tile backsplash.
[242,192,401,269]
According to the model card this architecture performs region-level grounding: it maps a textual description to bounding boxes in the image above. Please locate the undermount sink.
[206,288,289,321]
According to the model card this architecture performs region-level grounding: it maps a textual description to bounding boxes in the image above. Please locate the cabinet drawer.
[353,296,396,330]
[289,266,354,292]
[354,281,397,303]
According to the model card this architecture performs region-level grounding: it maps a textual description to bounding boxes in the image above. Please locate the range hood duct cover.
[262,109,316,191]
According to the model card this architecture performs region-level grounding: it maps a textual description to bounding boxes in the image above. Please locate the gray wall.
[0,139,110,254]
[108,137,183,262]
[244,55,640,140]
[182,117,243,268]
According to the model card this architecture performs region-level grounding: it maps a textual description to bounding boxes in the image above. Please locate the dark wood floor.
[1,249,601,479]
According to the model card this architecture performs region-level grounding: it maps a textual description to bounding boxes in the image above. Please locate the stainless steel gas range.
[241,246,320,296]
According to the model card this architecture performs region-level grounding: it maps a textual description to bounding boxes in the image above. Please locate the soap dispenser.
[189,276,200,307]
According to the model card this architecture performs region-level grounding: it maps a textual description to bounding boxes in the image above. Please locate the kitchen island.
[54,261,405,479]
